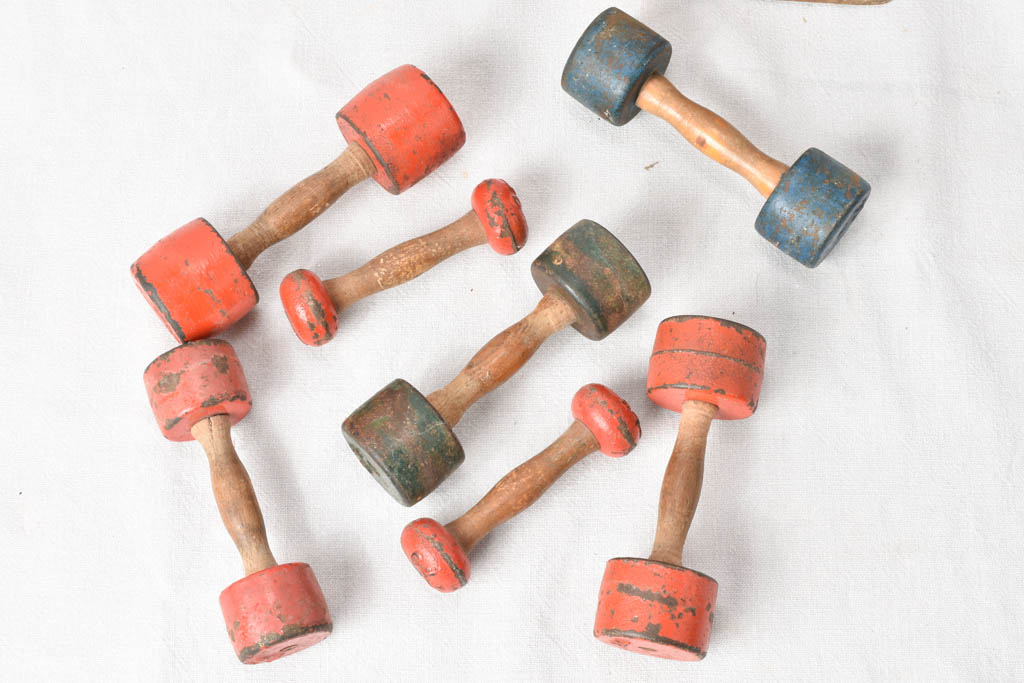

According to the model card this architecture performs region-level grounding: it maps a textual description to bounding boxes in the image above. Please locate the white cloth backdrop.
[1,1,1022,680]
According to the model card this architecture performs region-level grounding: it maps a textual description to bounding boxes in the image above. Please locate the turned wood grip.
[427,291,578,426]
[446,419,598,552]
[325,210,486,310]
[227,142,376,270]
[636,74,789,199]
[191,415,278,576]
[649,401,718,566]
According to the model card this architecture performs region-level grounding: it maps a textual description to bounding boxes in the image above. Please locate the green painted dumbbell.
[343,220,651,506]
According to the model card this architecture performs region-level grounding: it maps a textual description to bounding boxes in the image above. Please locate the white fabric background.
[1,1,1022,680]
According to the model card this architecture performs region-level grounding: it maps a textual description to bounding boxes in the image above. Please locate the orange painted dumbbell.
[280,178,527,345]
[343,219,651,506]
[593,316,766,661]
[143,340,331,664]
[400,384,640,592]
[132,64,465,342]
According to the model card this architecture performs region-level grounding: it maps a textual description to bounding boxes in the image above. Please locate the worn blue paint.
[561,7,671,126]
[755,148,870,268]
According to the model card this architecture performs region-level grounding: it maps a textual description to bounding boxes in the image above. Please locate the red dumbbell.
[280,178,527,345]
[594,316,766,661]
[144,340,331,663]
[132,64,465,342]
[401,384,640,592]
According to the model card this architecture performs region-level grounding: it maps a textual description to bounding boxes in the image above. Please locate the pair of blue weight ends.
[561,7,871,268]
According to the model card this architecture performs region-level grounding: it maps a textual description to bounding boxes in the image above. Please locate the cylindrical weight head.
[400,518,471,593]
[470,179,528,255]
[755,148,871,268]
[279,269,339,346]
[594,558,718,661]
[531,220,651,340]
[219,562,332,664]
[561,7,672,126]
[342,379,464,506]
[143,339,251,442]
[647,316,766,420]
[571,383,641,457]
[131,218,258,342]
[336,65,466,195]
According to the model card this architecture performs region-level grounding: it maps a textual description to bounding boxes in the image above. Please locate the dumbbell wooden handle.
[428,291,578,426]
[324,211,486,311]
[447,419,598,553]
[227,143,377,269]
[636,74,789,199]
[191,414,278,576]
[649,400,718,565]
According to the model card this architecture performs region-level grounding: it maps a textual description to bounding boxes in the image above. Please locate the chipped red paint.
[470,178,527,255]
[219,562,332,664]
[571,383,640,457]
[647,316,766,420]
[336,65,465,195]
[143,339,251,442]
[594,558,717,661]
[400,518,470,592]
[279,269,339,346]
[131,218,258,342]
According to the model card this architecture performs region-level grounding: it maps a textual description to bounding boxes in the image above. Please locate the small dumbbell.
[593,316,766,661]
[562,8,870,267]
[132,64,465,342]
[280,179,527,346]
[401,384,640,592]
[343,219,650,506]
[143,340,331,664]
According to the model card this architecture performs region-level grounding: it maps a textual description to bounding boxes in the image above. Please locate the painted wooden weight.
[132,65,466,343]
[400,384,640,592]
[343,220,651,507]
[280,179,527,346]
[561,8,871,267]
[593,316,766,661]
[143,340,331,664]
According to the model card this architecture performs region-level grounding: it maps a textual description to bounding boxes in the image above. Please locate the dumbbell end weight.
[594,558,718,661]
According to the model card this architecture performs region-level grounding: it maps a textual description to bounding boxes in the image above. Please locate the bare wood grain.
[447,420,599,552]
[636,74,789,198]
[192,415,277,576]
[428,292,578,427]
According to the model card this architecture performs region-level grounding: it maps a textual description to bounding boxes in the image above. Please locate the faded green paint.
[531,220,650,340]
[343,379,464,506]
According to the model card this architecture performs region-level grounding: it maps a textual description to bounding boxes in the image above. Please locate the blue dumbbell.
[561,7,870,268]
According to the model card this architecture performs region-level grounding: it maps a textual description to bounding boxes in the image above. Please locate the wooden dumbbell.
[143,340,331,664]
[562,8,870,268]
[593,316,766,661]
[280,178,527,346]
[131,64,465,342]
[401,384,640,592]
[343,220,651,506]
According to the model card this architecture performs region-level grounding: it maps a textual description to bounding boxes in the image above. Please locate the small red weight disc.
[279,269,339,346]
[400,518,470,593]
[571,383,641,457]
[470,178,527,255]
